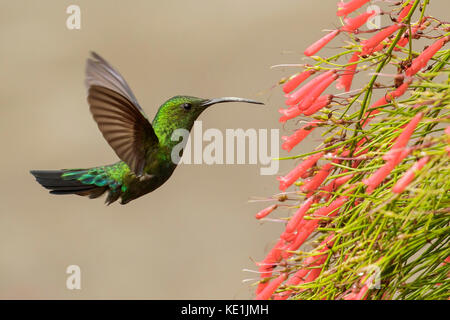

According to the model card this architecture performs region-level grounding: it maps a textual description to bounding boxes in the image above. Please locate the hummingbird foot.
[138,173,154,182]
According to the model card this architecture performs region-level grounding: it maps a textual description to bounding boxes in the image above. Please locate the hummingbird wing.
[86,52,143,111]
[86,52,159,176]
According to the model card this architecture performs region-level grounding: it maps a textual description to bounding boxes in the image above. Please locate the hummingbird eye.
[181,103,192,111]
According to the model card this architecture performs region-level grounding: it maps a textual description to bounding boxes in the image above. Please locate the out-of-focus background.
[1,0,449,299]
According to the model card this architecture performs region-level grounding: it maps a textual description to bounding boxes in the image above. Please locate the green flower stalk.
[252,0,450,300]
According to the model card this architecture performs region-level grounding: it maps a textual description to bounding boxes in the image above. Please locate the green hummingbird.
[31,52,263,205]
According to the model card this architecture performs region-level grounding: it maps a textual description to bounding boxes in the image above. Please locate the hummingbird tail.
[31,162,129,205]
[30,169,110,200]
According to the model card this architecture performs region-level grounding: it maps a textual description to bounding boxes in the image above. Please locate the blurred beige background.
[1,0,448,299]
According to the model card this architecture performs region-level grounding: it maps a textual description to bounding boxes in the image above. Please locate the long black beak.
[200,97,264,107]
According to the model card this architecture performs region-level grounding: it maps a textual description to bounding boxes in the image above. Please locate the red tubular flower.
[285,197,315,233]
[283,70,315,94]
[383,112,423,162]
[386,80,411,100]
[301,169,313,179]
[288,269,309,286]
[281,121,320,152]
[395,20,428,51]
[303,94,332,116]
[353,148,369,166]
[337,0,370,17]
[255,273,287,300]
[406,36,449,76]
[362,24,401,55]
[341,11,376,32]
[336,52,360,92]
[395,38,408,51]
[316,196,348,218]
[255,204,278,220]
[357,137,369,147]
[280,94,331,121]
[280,230,296,242]
[287,219,320,254]
[354,283,370,300]
[278,152,324,191]
[317,181,336,202]
[344,274,373,300]
[285,71,334,105]
[397,3,413,22]
[337,149,351,158]
[303,234,335,266]
[345,286,369,300]
[255,265,272,294]
[304,30,340,57]
[360,96,388,127]
[395,25,419,51]
[278,105,302,123]
[273,293,292,300]
[370,94,388,106]
[280,95,330,122]
[260,239,285,267]
[343,291,357,300]
[361,109,381,128]
[256,239,286,295]
[392,156,429,193]
[396,22,426,50]
[446,126,450,156]
[363,41,386,55]
[287,196,347,252]
[301,163,333,193]
[334,173,354,187]
[361,83,411,128]
[298,71,338,111]
[363,148,410,190]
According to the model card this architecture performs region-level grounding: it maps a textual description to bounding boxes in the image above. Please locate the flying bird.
[30,52,263,204]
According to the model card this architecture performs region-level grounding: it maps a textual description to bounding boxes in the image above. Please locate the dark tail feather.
[30,170,107,198]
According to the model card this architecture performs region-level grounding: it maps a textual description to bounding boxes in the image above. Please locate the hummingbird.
[31,52,263,205]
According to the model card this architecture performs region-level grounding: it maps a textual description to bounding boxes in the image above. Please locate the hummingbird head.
[152,95,264,144]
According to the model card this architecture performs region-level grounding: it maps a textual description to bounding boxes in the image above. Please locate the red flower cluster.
[275,234,335,300]
[253,0,448,300]
[285,70,337,106]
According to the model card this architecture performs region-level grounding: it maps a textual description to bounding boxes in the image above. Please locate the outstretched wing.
[86,52,158,176]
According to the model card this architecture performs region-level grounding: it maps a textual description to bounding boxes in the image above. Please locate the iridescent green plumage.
[30,52,263,205]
